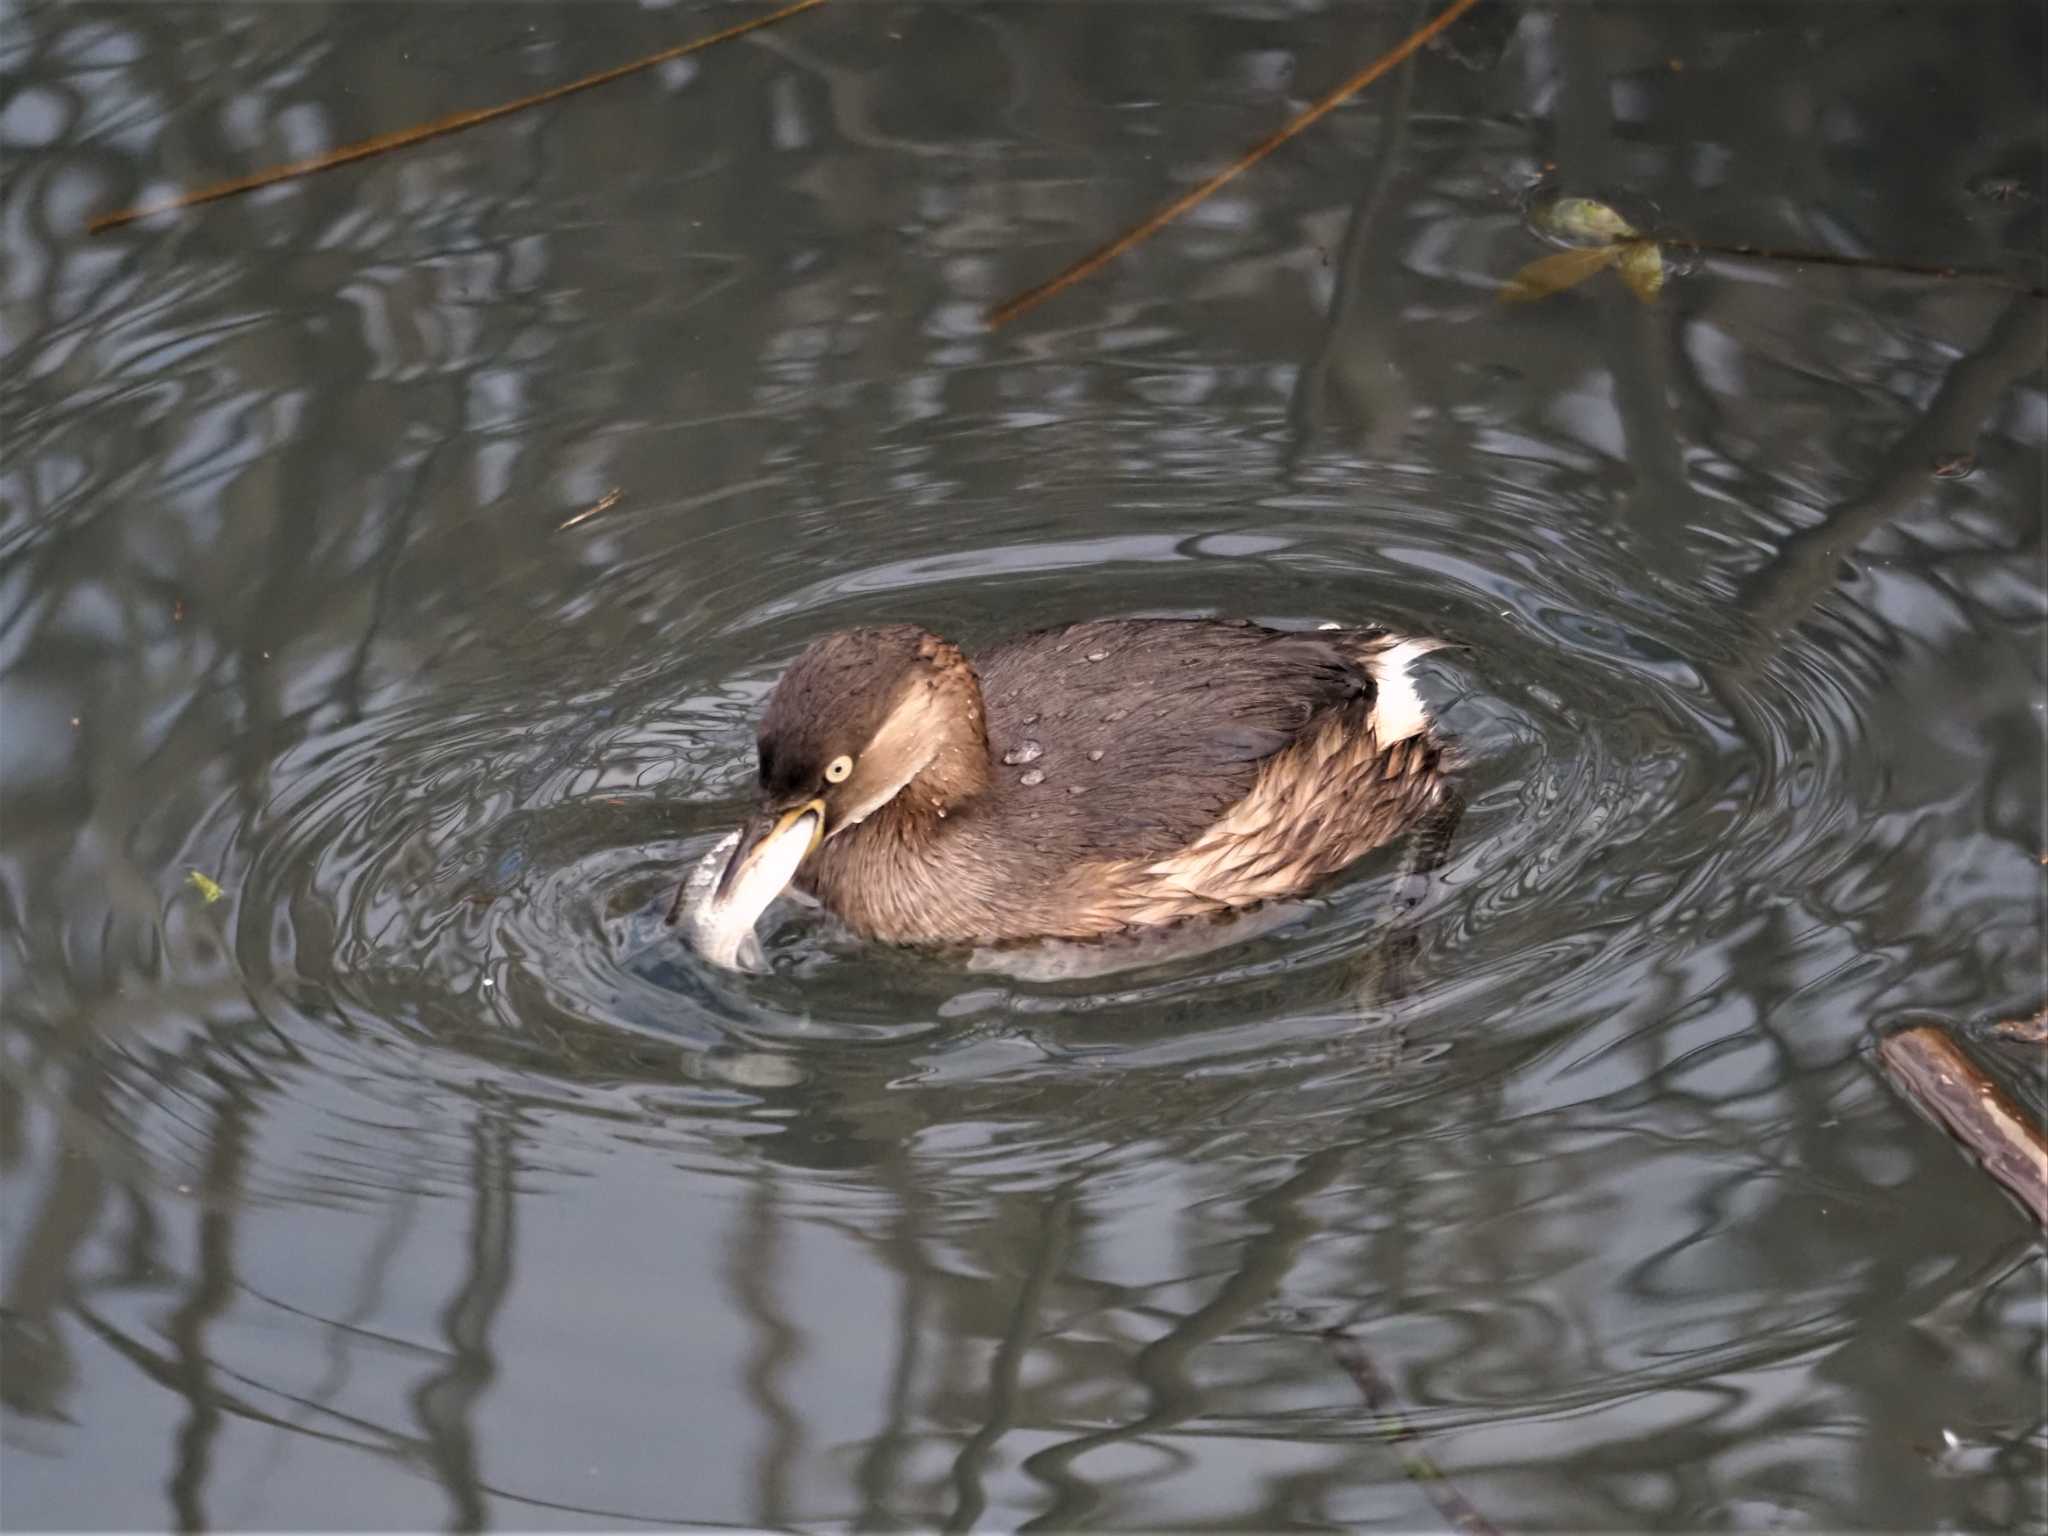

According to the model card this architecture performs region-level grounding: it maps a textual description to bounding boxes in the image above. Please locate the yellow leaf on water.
[186,870,225,905]
[1541,197,1638,245]
[1618,239,1665,303]
[1499,245,1624,303]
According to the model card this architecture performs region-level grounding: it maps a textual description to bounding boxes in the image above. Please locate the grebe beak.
[712,799,825,905]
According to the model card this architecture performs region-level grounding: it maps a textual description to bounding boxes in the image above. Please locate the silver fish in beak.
[680,801,824,972]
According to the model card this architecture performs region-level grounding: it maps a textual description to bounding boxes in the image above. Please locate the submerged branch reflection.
[1019,1144,1352,1531]
[0,1054,111,1424]
[730,1167,802,1530]
[946,1181,1075,1534]
[1733,292,2048,679]
[166,1074,254,1531]
[853,1148,934,1529]
[410,1100,519,1532]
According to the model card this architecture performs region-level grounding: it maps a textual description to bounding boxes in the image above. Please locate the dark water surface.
[4,2,2044,1529]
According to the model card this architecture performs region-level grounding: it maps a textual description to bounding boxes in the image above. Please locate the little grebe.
[681,618,1455,962]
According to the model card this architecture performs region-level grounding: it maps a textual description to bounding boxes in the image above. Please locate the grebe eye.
[824,755,854,783]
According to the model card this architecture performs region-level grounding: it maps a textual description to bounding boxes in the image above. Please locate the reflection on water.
[3,1,2043,1529]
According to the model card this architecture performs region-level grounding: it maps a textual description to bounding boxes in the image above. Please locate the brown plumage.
[689,618,1456,954]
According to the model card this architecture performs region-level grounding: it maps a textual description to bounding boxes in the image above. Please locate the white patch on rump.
[1366,636,1445,744]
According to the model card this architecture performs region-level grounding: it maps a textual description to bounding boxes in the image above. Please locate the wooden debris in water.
[985,0,1483,329]
[88,0,828,234]
[557,488,621,532]
[1672,237,2045,296]
[1877,1022,2047,1227]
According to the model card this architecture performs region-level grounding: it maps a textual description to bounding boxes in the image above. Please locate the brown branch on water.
[985,0,1482,330]
[556,488,621,532]
[1877,1023,2048,1228]
[1324,1327,1504,1536]
[87,0,828,235]
[1665,236,2048,300]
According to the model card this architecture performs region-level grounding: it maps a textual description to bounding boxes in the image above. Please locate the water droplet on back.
[1002,739,1043,765]
[1019,768,1045,786]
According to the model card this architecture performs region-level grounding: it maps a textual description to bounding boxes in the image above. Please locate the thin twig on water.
[557,489,621,532]
[985,0,1482,329]
[1324,1327,1504,1536]
[88,0,828,234]
[1507,196,2047,305]
[1670,237,2048,300]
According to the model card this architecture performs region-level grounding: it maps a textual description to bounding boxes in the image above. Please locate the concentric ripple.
[9,4,2043,1526]
[210,471,1900,1153]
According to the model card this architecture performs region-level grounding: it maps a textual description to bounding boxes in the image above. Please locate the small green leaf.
[186,870,226,905]
[1541,197,1638,245]
[1617,239,1665,303]
[1500,245,1624,303]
